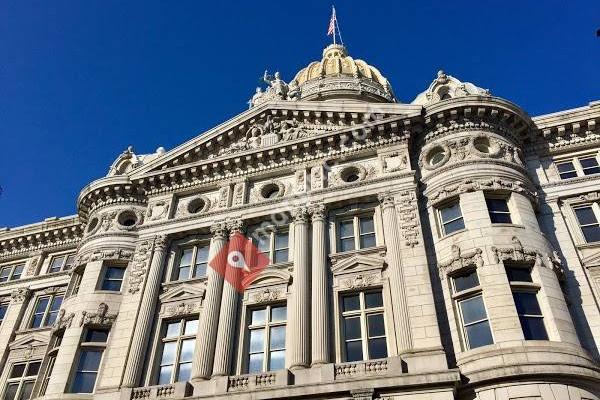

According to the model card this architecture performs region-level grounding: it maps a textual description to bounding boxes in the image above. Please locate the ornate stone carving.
[232,181,247,206]
[428,177,537,206]
[251,288,284,303]
[217,186,230,208]
[210,221,229,240]
[491,237,540,265]
[75,247,134,266]
[295,170,307,193]
[10,288,31,304]
[227,219,244,235]
[308,203,326,221]
[342,273,377,289]
[160,301,202,318]
[127,239,155,294]
[438,245,484,275]
[397,190,420,247]
[80,303,117,327]
[52,309,75,331]
[25,253,42,277]
[146,200,170,221]
[377,192,395,209]
[291,207,309,224]
[380,152,408,173]
[311,164,325,190]
[578,191,600,202]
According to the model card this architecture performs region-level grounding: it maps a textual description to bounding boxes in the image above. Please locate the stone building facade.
[1,44,600,400]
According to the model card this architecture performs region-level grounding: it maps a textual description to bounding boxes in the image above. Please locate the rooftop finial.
[327,6,343,46]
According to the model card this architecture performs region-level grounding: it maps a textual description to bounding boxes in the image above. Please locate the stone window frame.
[484,194,514,225]
[153,316,199,385]
[449,268,494,351]
[0,262,25,283]
[338,288,389,363]
[561,196,600,246]
[27,292,64,330]
[171,243,211,282]
[251,225,290,267]
[1,358,42,400]
[553,151,600,180]
[37,330,64,397]
[165,235,212,285]
[95,262,128,293]
[67,327,111,394]
[436,198,466,238]
[65,265,85,299]
[572,203,600,244]
[329,203,383,255]
[47,252,76,274]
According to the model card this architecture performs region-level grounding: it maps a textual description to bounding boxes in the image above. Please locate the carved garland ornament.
[342,273,377,289]
[438,245,484,275]
[75,247,134,266]
[491,236,564,278]
[427,177,537,206]
[251,288,284,304]
[80,303,118,327]
[396,190,420,247]
[127,238,156,294]
[160,301,202,318]
[10,288,31,304]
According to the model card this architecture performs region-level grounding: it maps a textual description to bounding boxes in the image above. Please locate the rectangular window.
[48,254,76,274]
[580,156,600,176]
[0,303,8,326]
[4,360,40,400]
[505,265,548,340]
[439,202,465,235]
[100,266,125,291]
[254,229,289,265]
[556,155,600,179]
[174,244,209,281]
[39,332,63,396]
[0,263,25,283]
[246,304,287,374]
[30,294,63,329]
[338,214,376,253]
[556,161,578,179]
[486,198,512,224]
[575,205,600,243]
[340,290,387,362]
[70,328,109,393]
[452,270,493,350]
[67,269,84,298]
[157,318,198,384]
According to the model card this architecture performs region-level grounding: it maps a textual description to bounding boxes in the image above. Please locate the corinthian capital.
[308,203,327,221]
[291,207,309,224]
[226,218,245,236]
[377,191,396,209]
[210,221,229,240]
[154,235,169,251]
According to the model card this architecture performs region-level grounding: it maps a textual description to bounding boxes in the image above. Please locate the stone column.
[378,192,412,353]
[309,203,330,365]
[212,219,243,377]
[122,235,168,388]
[192,222,228,381]
[288,207,311,369]
[0,289,31,371]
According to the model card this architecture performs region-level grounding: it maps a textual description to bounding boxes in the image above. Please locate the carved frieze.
[159,301,202,318]
[341,273,377,289]
[75,247,134,266]
[52,309,75,331]
[251,288,284,304]
[146,199,171,222]
[80,303,117,327]
[310,163,325,190]
[25,253,43,277]
[232,181,247,206]
[427,177,537,206]
[438,245,484,275]
[490,237,564,279]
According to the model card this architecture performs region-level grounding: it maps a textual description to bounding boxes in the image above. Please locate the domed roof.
[412,70,490,105]
[290,44,395,102]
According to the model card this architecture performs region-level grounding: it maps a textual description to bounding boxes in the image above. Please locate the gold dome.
[291,44,395,102]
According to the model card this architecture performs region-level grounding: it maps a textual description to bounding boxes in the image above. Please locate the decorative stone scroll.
[75,247,134,266]
[396,190,420,247]
[52,309,75,331]
[427,177,537,206]
[10,288,31,304]
[127,239,156,294]
[438,245,484,275]
[80,303,118,327]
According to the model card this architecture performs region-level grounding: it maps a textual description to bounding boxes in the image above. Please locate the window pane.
[367,314,385,337]
[12,265,24,280]
[35,298,50,313]
[506,267,532,283]
[257,236,270,253]
[344,317,362,340]
[184,319,198,335]
[248,353,264,374]
[50,256,64,272]
[0,267,10,282]
[26,361,41,376]
[582,226,600,243]
[165,321,181,338]
[4,383,18,400]
[489,212,512,224]
[160,342,177,365]
[10,363,26,378]
[177,266,191,281]
[249,329,265,353]
[365,291,383,308]
[50,296,63,312]
[193,263,206,278]
[559,171,578,179]
[274,232,288,249]
[158,366,173,385]
[359,233,376,249]
[176,362,192,382]
[179,249,193,267]
[72,372,97,393]
[251,309,266,325]
[269,350,285,371]
[273,249,289,264]
[443,218,465,235]
[557,161,575,173]
[270,306,287,322]
[440,203,462,223]
[345,340,363,362]
[453,271,479,292]
[368,337,387,359]
[0,304,7,321]
[359,217,374,234]
[340,237,355,252]
[31,314,44,329]
[269,326,286,350]
[459,296,487,324]
[486,198,510,212]
[101,280,122,291]
[465,320,494,349]
[179,339,195,362]
[78,350,102,371]
[339,221,354,238]
[520,316,548,340]
[575,207,597,225]
[513,292,542,316]
[580,157,600,174]
[342,294,360,312]
[105,267,125,279]
[85,329,109,343]
[19,381,34,400]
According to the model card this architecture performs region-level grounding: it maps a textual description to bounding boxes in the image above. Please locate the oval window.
[428,147,447,166]
[187,198,205,214]
[473,137,491,154]
[117,210,138,227]
[261,184,280,199]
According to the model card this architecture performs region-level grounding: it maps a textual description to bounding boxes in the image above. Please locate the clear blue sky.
[1,1,598,228]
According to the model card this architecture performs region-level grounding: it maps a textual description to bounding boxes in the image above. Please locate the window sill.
[490,223,525,229]
[440,228,466,239]
[93,290,123,295]
[163,276,207,288]
[329,246,387,263]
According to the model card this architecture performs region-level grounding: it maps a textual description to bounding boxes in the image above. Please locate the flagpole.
[332,6,336,45]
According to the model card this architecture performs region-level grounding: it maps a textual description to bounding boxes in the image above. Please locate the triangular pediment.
[331,253,386,274]
[128,101,418,179]
[160,283,205,302]
[581,250,600,267]
[9,332,48,350]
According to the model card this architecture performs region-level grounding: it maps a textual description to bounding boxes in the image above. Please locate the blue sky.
[1,1,598,228]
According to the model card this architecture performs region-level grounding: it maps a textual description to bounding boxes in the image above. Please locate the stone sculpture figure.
[263,70,289,99]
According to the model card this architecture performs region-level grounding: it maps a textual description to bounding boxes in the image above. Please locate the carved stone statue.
[249,87,264,108]
[263,70,289,99]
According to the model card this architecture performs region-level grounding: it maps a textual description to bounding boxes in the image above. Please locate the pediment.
[128,101,415,179]
[160,283,206,302]
[581,249,600,267]
[331,253,386,275]
[9,332,48,350]
[244,267,292,289]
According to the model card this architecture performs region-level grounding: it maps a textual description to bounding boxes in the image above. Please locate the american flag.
[327,7,336,36]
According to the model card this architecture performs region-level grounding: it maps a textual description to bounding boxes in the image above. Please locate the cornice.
[0,236,81,262]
